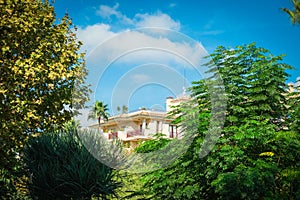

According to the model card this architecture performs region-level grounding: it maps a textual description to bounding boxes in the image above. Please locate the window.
[169,125,177,138]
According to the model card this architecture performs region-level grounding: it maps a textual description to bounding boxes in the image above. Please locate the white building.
[88,95,190,150]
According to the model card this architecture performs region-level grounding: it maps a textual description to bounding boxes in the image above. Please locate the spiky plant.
[24,127,122,200]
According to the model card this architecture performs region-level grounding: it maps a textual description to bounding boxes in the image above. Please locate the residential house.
[88,95,190,150]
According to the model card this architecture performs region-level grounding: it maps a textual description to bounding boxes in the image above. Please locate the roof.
[88,109,174,128]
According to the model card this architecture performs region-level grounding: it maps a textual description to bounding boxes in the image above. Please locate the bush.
[24,128,121,200]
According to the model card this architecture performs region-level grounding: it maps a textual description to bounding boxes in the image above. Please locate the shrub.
[24,128,121,199]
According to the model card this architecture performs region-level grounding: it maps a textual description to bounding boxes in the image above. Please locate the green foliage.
[282,0,300,24]
[206,43,291,126]
[114,172,147,200]
[0,0,90,196]
[211,161,277,200]
[24,128,122,199]
[132,44,300,199]
[130,81,212,199]
[286,82,300,133]
[134,134,171,153]
[88,101,109,128]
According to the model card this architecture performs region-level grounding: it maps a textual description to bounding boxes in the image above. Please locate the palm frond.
[282,0,300,24]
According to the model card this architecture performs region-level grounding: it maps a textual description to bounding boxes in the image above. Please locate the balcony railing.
[107,130,142,140]
[126,130,141,138]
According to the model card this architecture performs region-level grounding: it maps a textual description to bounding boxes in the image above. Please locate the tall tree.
[0,0,90,197]
[88,101,109,128]
[282,0,300,24]
[133,44,300,199]
[206,43,291,127]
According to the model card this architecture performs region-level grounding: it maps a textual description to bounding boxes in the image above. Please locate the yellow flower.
[259,152,275,157]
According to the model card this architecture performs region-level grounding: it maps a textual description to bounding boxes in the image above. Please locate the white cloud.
[95,4,180,31]
[96,3,119,18]
[76,24,116,54]
[88,4,187,65]
[96,3,133,25]
[135,12,181,30]
[81,29,209,100]
[75,4,209,99]
[85,30,206,68]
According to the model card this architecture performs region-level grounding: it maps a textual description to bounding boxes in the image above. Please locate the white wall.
[143,120,171,137]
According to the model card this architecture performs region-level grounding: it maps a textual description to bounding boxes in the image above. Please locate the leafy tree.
[88,101,109,128]
[135,133,171,154]
[131,80,212,199]
[282,0,300,24]
[0,0,90,197]
[204,44,299,199]
[133,44,300,199]
[24,127,122,199]
[118,134,172,199]
[206,43,291,127]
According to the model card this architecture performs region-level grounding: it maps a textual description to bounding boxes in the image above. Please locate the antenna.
[183,67,187,95]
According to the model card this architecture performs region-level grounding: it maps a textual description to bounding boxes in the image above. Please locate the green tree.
[133,44,300,199]
[135,133,171,154]
[122,105,128,114]
[131,80,212,199]
[207,43,291,127]
[24,127,122,199]
[88,101,109,128]
[282,0,300,24]
[204,44,299,199]
[0,0,90,197]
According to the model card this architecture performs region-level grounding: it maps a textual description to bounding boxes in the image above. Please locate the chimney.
[166,97,174,112]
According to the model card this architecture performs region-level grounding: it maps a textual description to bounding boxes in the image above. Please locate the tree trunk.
[98,116,101,130]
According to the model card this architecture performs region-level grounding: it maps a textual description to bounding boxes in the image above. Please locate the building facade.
[88,95,190,150]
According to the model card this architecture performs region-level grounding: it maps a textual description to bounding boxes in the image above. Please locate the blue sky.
[53,0,300,121]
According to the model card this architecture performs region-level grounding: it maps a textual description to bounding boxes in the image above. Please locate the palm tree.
[88,101,109,128]
[117,106,121,114]
[122,105,128,114]
[282,0,300,24]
